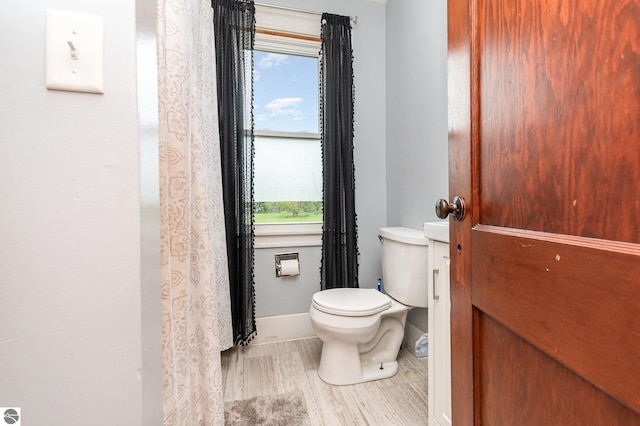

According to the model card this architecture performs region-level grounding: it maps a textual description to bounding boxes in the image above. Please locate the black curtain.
[212,0,256,345]
[320,13,359,290]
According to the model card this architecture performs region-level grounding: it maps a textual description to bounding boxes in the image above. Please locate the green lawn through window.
[254,201,322,223]
[254,212,322,223]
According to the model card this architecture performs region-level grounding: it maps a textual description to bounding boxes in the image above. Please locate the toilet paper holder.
[275,252,300,277]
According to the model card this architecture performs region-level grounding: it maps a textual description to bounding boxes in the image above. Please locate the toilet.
[309,227,429,385]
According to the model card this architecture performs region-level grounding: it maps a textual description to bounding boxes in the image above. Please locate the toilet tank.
[379,227,429,308]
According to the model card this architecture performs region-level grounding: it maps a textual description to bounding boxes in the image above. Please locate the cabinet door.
[429,241,452,426]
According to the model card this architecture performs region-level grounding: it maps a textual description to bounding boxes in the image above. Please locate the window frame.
[253,7,323,249]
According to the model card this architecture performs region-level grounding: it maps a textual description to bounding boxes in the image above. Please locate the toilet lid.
[312,288,391,317]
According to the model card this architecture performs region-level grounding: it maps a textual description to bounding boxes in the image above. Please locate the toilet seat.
[312,288,391,317]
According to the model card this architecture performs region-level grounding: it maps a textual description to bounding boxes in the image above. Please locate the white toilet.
[309,227,429,385]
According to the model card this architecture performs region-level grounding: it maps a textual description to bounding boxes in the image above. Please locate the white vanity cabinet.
[424,222,452,426]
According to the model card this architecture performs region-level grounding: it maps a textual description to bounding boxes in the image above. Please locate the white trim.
[251,313,316,344]
[254,222,322,249]
[252,313,425,349]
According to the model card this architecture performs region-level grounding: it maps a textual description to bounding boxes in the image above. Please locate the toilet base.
[361,360,399,382]
[318,359,399,385]
[311,302,409,386]
[317,337,400,385]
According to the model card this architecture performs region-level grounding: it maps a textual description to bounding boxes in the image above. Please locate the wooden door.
[447,0,640,424]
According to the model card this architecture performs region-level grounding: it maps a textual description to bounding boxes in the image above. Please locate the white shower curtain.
[157,0,233,424]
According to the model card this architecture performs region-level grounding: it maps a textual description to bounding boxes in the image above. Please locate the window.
[253,5,323,248]
[253,51,321,223]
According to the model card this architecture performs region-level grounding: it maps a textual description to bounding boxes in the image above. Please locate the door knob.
[435,196,466,221]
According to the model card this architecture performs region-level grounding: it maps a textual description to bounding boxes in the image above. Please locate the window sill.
[254,222,322,249]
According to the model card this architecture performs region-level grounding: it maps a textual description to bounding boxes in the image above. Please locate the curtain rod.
[254,2,358,24]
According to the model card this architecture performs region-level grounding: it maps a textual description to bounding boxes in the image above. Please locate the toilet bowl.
[310,227,430,386]
[309,288,410,385]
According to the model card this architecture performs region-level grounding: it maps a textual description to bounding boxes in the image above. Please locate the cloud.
[265,97,304,117]
[258,53,289,69]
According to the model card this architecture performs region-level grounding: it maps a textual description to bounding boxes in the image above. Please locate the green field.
[254,201,322,223]
[254,212,322,223]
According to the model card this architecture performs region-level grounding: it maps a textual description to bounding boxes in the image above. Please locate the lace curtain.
[157,0,233,423]
[320,13,359,290]
[212,0,257,345]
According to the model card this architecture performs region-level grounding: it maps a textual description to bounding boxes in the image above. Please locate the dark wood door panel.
[449,0,640,423]
[472,225,640,414]
[476,312,640,425]
[477,0,640,242]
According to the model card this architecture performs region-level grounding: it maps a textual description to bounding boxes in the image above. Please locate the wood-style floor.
[221,337,428,425]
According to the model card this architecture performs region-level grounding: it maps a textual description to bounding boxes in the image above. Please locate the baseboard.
[252,313,316,345]
[404,320,427,351]
[252,312,427,349]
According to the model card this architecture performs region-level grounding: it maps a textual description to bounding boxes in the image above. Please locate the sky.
[253,50,319,134]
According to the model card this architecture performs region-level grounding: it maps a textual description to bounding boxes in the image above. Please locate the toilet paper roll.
[279,259,300,276]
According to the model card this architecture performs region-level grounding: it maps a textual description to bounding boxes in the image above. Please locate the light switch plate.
[46,10,104,94]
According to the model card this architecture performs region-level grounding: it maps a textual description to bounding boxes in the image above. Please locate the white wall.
[0,1,146,424]
[386,0,449,331]
[254,0,388,318]
[386,0,448,229]
[255,246,321,317]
